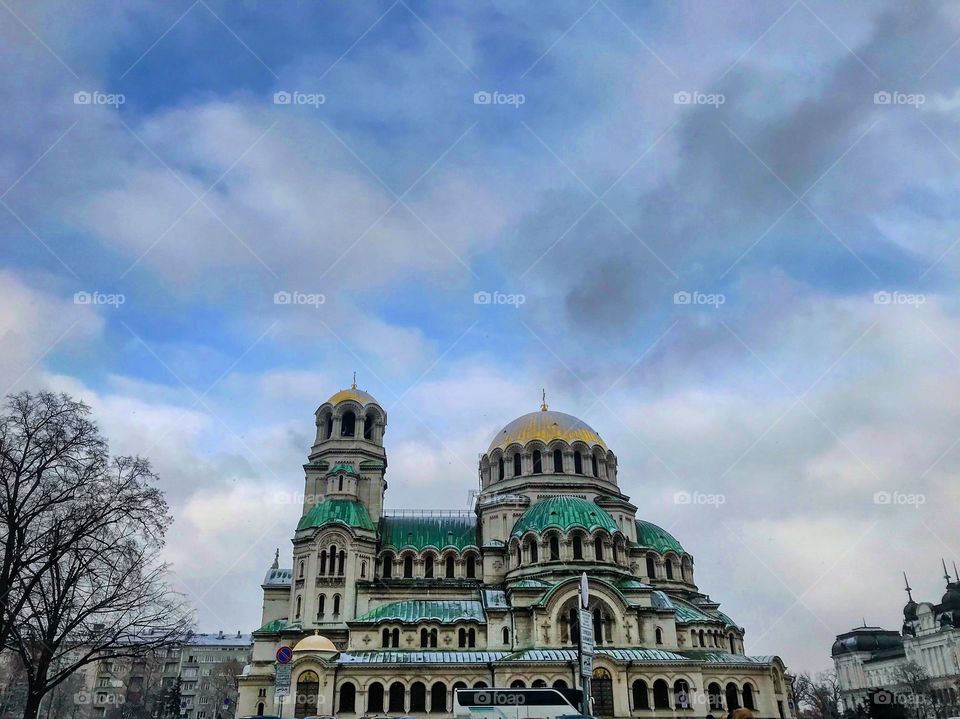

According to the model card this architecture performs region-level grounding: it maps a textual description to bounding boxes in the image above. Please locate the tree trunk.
[22,686,45,719]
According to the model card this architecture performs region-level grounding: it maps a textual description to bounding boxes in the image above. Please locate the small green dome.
[635,519,685,554]
[511,496,618,538]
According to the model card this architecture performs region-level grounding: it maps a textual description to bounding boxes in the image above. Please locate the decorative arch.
[632,679,650,709]
[338,681,357,713]
[295,671,320,717]
[388,681,405,712]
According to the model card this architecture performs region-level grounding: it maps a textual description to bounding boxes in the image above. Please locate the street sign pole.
[277,696,283,717]
[578,572,593,717]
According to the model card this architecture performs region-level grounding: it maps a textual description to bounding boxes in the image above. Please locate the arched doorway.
[592,667,614,716]
[294,671,319,718]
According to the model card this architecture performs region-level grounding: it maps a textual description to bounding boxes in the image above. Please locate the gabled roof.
[379,514,478,552]
[353,600,485,625]
[297,499,375,532]
[635,520,685,554]
[511,496,618,537]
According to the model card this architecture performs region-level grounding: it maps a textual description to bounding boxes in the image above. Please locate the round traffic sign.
[276,645,293,664]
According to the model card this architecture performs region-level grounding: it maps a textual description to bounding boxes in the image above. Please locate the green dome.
[511,496,618,538]
[635,519,685,554]
[297,499,375,532]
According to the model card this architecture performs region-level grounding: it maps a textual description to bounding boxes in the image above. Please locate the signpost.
[275,663,292,717]
[578,572,593,716]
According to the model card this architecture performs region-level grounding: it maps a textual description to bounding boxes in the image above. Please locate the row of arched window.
[492,447,604,481]
[644,553,694,583]
[629,679,756,711]
[293,592,342,620]
[318,407,381,441]
[511,531,624,568]
[380,551,479,580]
[379,626,479,648]
[690,628,739,652]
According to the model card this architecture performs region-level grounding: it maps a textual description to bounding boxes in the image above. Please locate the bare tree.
[0,392,193,719]
[203,659,244,719]
[794,670,842,719]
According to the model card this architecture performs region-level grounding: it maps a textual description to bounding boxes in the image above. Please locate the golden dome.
[325,387,378,406]
[487,410,607,454]
[293,632,337,654]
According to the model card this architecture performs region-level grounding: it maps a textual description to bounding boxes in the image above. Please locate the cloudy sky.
[3,0,960,673]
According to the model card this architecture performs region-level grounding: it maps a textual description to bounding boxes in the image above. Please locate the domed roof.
[904,599,918,621]
[488,410,606,454]
[831,627,903,656]
[294,632,337,654]
[511,496,618,537]
[941,583,960,610]
[326,386,378,406]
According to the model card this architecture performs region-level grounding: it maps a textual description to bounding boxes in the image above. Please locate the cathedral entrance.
[592,668,614,716]
[294,670,319,718]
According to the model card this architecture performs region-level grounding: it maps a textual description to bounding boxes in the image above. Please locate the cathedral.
[236,385,792,718]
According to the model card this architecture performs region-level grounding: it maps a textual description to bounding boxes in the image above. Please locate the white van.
[453,688,587,719]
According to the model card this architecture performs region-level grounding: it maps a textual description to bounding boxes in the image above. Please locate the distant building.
[178,631,253,719]
[237,384,794,719]
[832,566,960,715]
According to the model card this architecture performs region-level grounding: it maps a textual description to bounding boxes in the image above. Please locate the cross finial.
[351,371,357,390]
[540,388,548,412]
[944,558,952,584]
[271,548,279,569]
[954,561,960,582]
[904,572,913,601]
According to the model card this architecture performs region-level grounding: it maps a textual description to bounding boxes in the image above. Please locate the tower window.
[527,539,538,563]
[513,454,522,476]
[317,595,325,617]
[382,553,393,579]
[646,555,656,578]
[403,555,413,578]
[363,413,374,440]
[573,536,583,560]
[445,555,455,578]
[553,449,563,473]
[532,450,542,474]
[574,452,583,474]
[328,545,337,576]
[594,537,604,560]
[341,411,355,437]
[591,454,598,477]
[324,414,333,439]
[425,555,434,579]
[338,475,344,491]
[466,554,476,579]
[549,535,560,561]
[497,456,504,481]
[333,594,341,615]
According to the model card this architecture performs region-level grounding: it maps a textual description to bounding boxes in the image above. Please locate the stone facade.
[237,387,792,719]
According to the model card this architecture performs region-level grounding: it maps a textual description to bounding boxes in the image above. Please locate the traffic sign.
[578,608,595,655]
[276,645,293,664]
[580,652,594,677]
[580,572,589,608]
[275,664,292,698]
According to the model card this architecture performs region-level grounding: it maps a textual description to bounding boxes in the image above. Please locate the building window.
[573,536,583,560]
[458,628,467,648]
[527,539,538,563]
[532,450,542,474]
[425,555,434,579]
[674,680,691,709]
[317,595,326,617]
[403,555,413,578]
[382,628,390,647]
[665,558,674,580]
[502,627,509,644]
[341,411,355,436]
[708,683,723,711]
[653,680,670,709]
[431,682,447,713]
[298,561,304,579]
[594,537,604,560]
[633,680,650,709]
[329,545,338,576]
[320,550,327,575]
[497,456,504,480]
[295,595,302,619]
[592,454,598,476]
[445,555,455,578]
[361,561,367,578]
[549,535,560,561]
[363,413,374,440]
[513,454,522,476]
[410,682,427,712]
[338,475,344,491]
[338,550,345,575]
[553,449,563,472]
[510,680,526,688]
[324,414,333,439]
[333,594,341,615]
[646,556,656,578]
[382,552,393,578]
[339,682,357,713]
[655,627,663,645]
[574,452,583,474]
[368,683,384,713]
[466,554,476,579]
[388,682,405,712]
[468,628,476,647]
[743,684,756,710]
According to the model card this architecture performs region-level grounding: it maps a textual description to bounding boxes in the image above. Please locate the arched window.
[497,456,504,480]
[421,628,430,648]
[403,555,413,578]
[730,633,736,653]
[453,682,467,694]
[532,450,542,474]
[425,555,434,579]
[594,537,604,560]
[381,552,393,578]
[573,535,583,560]
[333,594,341,615]
[502,627,509,644]
[338,550,345,575]
[388,682,405,712]
[665,558,674,580]
[593,607,605,644]
[328,545,337,576]
[574,451,583,474]
[338,475,344,491]
[725,683,740,711]
[392,628,399,646]
[430,682,447,713]
[633,680,650,709]
[458,628,467,648]
[743,684,756,710]
[430,628,438,647]
[553,449,563,472]
[532,679,547,688]
[382,628,390,647]
[468,628,476,647]
[553,680,568,689]
[515,543,522,566]
[295,595,302,618]
[646,556,656,578]
[410,682,427,712]
[567,606,580,644]
[549,535,560,561]
[708,683,723,711]
[510,680,526,688]
[319,550,327,575]
[653,680,670,709]
[341,410,356,436]
[339,682,356,713]
[699,629,705,646]
[368,683,385,713]
[466,554,476,578]
[655,627,663,644]
[473,681,488,689]
[257,702,265,715]
[298,561,304,579]
[445,555,455,578]
[324,413,333,439]
[361,561,367,578]
[612,541,619,563]
[674,680,691,709]
[513,454,522,476]
[363,413,374,440]
[527,539,538,563]
[591,454,598,476]
[317,595,326,617]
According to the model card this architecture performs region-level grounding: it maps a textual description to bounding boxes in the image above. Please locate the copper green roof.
[353,600,485,624]
[297,499,375,532]
[635,519,685,554]
[511,496,618,537]
[673,601,718,624]
[340,651,508,664]
[379,514,478,551]
[328,462,357,475]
